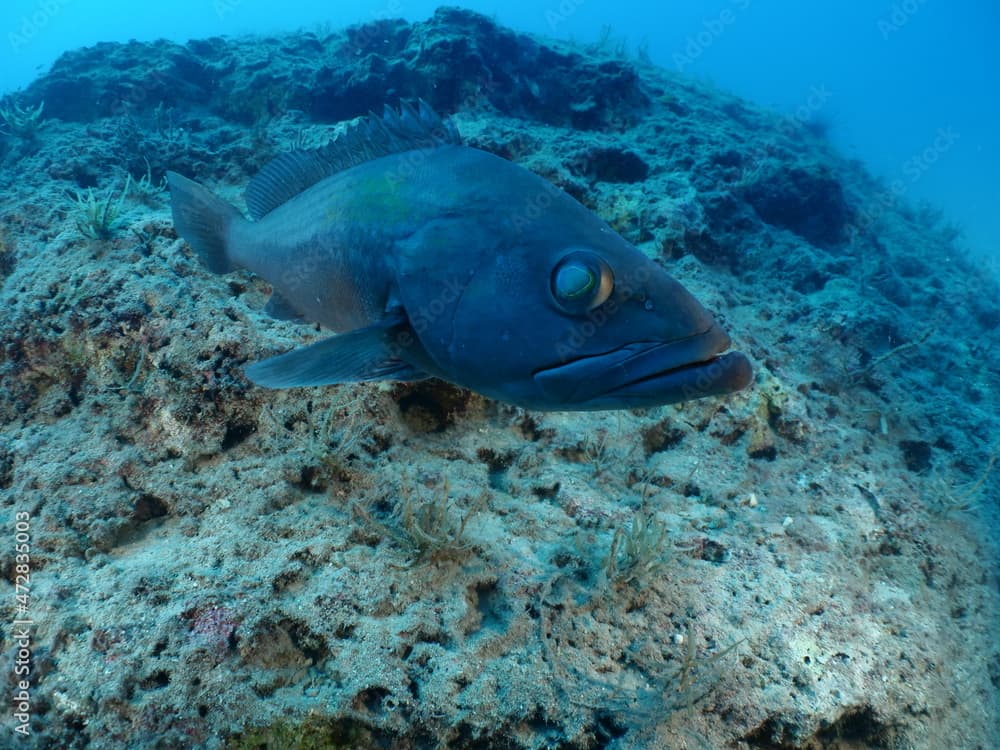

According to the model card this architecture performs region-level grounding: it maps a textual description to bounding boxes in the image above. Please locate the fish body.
[168,102,751,410]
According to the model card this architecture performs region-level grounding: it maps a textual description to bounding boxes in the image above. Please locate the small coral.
[131,158,168,206]
[354,478,482,563]
[73,174,131,240]
[0,99,45,140]
[604,509,670,585]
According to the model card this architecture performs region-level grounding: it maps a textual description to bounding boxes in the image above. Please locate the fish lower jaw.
[531,329,752,410]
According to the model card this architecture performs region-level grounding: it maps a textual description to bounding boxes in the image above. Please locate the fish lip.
[533,325,752,407]
[600,349,753,406]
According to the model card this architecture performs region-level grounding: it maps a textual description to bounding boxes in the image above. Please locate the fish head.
[394,190,752,410]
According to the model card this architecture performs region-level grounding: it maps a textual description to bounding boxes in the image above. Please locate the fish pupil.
[551,250,614,314]
[557,264,596,298]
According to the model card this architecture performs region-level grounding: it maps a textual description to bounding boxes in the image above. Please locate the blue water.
[1,0,997,266]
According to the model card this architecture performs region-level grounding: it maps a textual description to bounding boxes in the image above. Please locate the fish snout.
[533,323,752,409]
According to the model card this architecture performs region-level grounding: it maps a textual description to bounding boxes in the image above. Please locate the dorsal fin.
[245,100,462,220]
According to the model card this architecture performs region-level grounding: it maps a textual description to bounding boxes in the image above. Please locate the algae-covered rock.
[0,8,997,750]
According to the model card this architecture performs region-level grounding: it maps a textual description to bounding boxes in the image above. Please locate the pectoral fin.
[245,317,429,388]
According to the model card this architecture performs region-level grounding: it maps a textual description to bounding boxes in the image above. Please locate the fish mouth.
[533,324,752,409]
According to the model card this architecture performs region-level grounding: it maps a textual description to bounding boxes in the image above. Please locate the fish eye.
[550,250,614,313]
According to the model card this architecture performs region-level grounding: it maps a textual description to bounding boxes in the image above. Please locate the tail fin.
[166,171,245,273]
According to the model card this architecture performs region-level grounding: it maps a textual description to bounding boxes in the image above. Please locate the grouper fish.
[167,101,752,410]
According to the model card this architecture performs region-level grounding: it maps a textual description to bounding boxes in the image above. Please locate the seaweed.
[353,478,485,564]
[0,99,45,140]
[539,571,746,726]
[848,328,934,384]
[603,509,671,585]
[73,175,131,240]
[131,158,168,206]
[928,446,999,516]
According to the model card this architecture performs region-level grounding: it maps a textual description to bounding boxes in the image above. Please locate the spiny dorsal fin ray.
[245,100,461,221]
